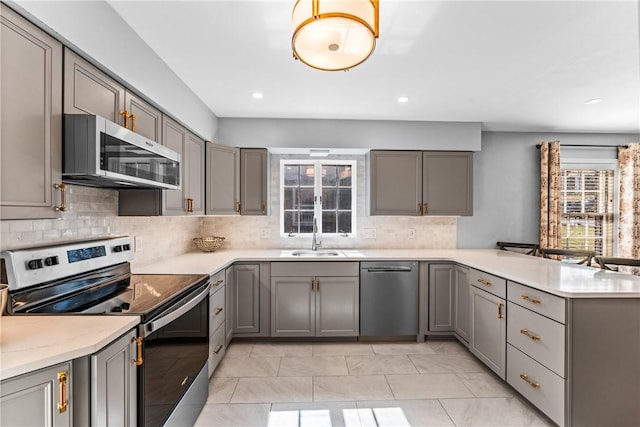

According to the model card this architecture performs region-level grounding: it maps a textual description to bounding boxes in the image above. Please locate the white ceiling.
[109,0,640,133]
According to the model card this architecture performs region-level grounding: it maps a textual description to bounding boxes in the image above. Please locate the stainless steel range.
[1,236,210,427]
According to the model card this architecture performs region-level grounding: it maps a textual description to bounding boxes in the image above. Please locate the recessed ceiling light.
[584,98,603,105]
[251,92,263,100]
[397,96,409,103]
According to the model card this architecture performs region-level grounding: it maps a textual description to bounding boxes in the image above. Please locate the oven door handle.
[143,282,210,335]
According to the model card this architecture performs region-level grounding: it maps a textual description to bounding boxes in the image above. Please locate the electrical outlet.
[363,228,377,239]
[134,236,143,252]
[408,229,416,239]
[260,228,271,239]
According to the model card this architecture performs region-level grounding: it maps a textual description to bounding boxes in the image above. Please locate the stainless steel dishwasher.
[360,261,419,336]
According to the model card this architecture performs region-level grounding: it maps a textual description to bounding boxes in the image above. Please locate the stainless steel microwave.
[63,114,181,190]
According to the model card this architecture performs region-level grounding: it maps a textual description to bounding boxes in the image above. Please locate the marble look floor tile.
[356,399,455,427]
[346,355,419,375]
[270,401,357,427]
[371,342,438,355]
[213,356,280,378]
[457,372,515,398]
[278,356,348,376]
[313,342,374,356]
[225,342,254,358]
[231,377,313,403]
[207,377,239,403]
[439,397,554,426]
[314,375,395,402]
[427,340,470,355]
[409,353,486,374]
[250,342,313,357]
[194,403,270,427]
[386,373,475,399]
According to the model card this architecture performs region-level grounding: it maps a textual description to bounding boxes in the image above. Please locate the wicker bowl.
[192,236,225,252]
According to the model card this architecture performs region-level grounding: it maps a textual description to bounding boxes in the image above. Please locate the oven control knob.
[121,302,130,310]
[27,259,44,270]
[123,244,131,251]
[44,256,59,266]
[113,245,123,253]
[111,306,123,313]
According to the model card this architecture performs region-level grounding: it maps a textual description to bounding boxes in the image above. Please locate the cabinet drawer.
[507,302,565,377]
[469,269,506,299]
[271,262,359,277]
[208,323,226,377]
[508,281,566,324]
[507,344,565,427]
[210,286,225,334]
[210,270,226,293]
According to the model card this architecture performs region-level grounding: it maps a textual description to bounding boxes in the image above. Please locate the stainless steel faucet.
[311,217,322,251]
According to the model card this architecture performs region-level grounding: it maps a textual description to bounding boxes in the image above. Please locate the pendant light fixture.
[292,0,379,71]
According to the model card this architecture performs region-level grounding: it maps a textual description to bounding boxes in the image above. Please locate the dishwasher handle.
[364,267,414,273]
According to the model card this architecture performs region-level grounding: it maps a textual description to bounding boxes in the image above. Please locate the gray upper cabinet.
[0,361,72,427]
[206,142,240,215]
[369,150,473,216]
[124,91,162,143]
[63,48,125,124]
[1,5,63,220]
[240,148,268,215]
[423,152,473,216]
[369,151,422,215]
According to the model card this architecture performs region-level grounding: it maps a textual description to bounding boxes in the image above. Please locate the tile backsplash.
[1,155,457,267]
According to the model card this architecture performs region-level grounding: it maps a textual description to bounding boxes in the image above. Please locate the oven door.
[138,282,210,427]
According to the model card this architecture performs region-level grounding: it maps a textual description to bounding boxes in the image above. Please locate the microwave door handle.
[143,283,210,335]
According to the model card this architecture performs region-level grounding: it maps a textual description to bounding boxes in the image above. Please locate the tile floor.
[194,340,554,427]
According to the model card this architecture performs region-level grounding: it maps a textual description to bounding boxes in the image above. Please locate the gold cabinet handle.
[418,203,423,215]
[214,307,223,316]
[213,344,223,355]
[519,373,540,388]
[521,295,541,304]
[213,279,224,287]
[262,202,266,214]
[133,337,143,366]
[129,114,136,132]
[497,302,504,319]
[477,278,492,286]
[424,202,428,215]
[54,183,67,212]
[235,201,241,213]
[311,279,315,292]
[57,371,68,413]
[186,198,194,213]
[316,278,320,292]
[520,329,541,341]
[119,110,131,129]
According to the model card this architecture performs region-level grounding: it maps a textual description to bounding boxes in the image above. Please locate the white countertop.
[0,315,139,380]
[133,248,640,298]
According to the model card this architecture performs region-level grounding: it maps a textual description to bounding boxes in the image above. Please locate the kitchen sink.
[280,250,345,257]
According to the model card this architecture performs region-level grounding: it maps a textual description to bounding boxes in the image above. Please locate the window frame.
[279,159,357,238]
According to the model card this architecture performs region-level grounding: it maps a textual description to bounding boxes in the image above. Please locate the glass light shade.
[292,0,379,71]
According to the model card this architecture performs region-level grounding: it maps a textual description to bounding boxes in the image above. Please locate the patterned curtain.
[618,143,640,258]
[540,141,561,248]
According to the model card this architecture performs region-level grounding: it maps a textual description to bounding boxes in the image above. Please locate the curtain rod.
[535,143,629,149]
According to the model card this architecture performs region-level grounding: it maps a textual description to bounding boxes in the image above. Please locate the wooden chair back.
[496,241,539,256]
[594,256,640,271]
[539,248,595,266]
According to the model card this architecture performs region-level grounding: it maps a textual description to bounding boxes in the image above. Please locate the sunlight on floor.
[267,407,410,427]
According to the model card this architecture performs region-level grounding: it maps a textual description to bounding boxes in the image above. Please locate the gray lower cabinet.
[453,265,471,343]
[469,284,506,379]
[231,263,271,337]
[428,263,455,333]
[1,4,63,220]
[206,142,240,215]
[0,362,72,427]
[240,148,269,215]
[225,266,234,346]
[209,269,226,378]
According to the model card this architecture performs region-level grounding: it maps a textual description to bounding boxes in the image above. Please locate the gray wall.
[457,131,640,248]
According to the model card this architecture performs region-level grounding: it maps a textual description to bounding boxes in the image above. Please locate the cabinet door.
[369,151,422,215]
[454,266,471,343]
[428,264,455,332]
[422,151,473,216]
[91,329,137,427]
[1,5,62,220]
[63,48,125,123]
[187,133,205,214]
[225,267,234,345]
[162,116,188,215]
[271,276,315,337]
[316,276,359,337]
[124,90,162,142]
[206,142,240,215]
[233,264,260,334]
[470,285,506,379]
[0,361,72,427]
[240,148,268,215]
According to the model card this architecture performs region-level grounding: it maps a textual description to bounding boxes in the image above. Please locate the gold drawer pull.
[214,307,223,315]
[54,183,67,212]
[497,302,504,319]
[133,337,143,366]
[521,295,541,304]
[519,373,540,388]
[477,278,492,286]
[213,344,223,354]
[213,279,224,287]
[520,329,541,341]
[57,371,68,413]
